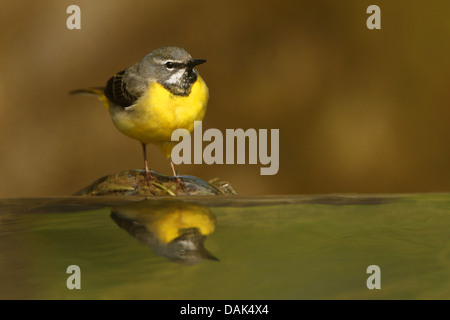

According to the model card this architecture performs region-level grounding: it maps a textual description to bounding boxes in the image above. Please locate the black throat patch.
[160,68,198,96]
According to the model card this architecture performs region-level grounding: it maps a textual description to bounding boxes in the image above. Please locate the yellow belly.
[109,76,208,157]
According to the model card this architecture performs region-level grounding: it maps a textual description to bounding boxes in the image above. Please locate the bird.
[110,199,219,265]
[71,46,209,190]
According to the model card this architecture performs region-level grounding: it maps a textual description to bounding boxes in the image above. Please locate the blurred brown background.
[0,0,449,197]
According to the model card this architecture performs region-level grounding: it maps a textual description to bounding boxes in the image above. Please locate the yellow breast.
[110,75,209,148]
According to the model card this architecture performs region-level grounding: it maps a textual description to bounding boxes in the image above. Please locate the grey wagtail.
[71,46,208,186]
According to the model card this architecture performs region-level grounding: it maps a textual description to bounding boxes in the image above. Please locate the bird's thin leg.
[169,157,178,177]
[170,157,184,190]
[142,143,154,191]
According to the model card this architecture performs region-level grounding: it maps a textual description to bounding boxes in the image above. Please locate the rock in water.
[75,169,236,196]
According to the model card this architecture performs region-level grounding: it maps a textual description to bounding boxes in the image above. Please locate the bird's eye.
[165,61,174,69]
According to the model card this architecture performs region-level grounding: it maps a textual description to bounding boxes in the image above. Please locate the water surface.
[1,194,449,299]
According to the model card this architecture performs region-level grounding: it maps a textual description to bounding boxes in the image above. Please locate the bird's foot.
[143,170,159,195]
[174,176,188,195]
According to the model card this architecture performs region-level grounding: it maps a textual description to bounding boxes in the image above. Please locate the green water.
[0,194,449,299]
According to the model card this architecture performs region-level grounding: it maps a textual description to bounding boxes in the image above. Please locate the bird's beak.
[188,59,207,67]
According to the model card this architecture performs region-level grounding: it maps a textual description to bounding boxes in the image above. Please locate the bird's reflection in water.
[110,199,218,265]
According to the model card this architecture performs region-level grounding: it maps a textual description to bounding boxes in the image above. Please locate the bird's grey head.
[162,228,219,265]
[138,46,206,96]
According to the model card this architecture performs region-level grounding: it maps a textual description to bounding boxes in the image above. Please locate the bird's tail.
[70,87,111,110]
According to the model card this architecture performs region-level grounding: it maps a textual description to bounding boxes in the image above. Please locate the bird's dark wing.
[104,70,138,108]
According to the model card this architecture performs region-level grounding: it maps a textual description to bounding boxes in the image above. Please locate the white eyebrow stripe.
[156,59,184,65]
